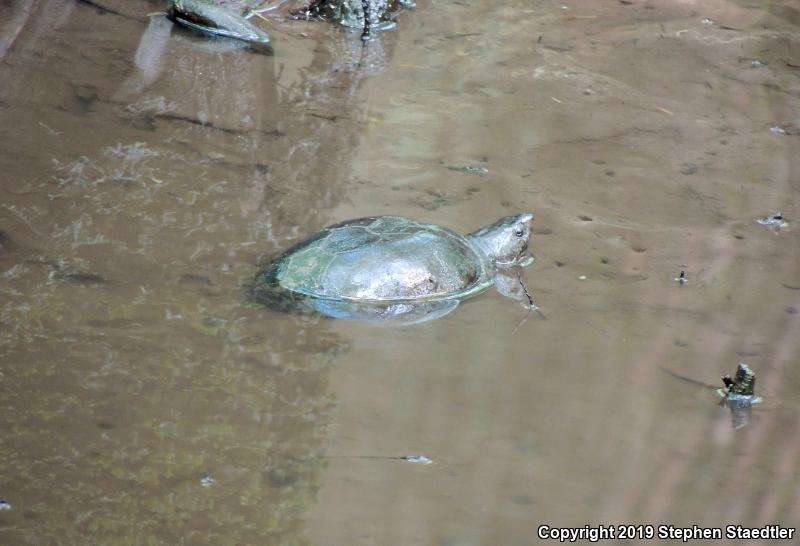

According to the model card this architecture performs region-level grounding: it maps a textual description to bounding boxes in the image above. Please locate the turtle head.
[467,213,534,269]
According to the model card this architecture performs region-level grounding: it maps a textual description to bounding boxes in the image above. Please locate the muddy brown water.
[1,0,799,544]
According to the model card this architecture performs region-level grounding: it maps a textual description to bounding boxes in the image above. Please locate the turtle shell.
[257,216,493,303]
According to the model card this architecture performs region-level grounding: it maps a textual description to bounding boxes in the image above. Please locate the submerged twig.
[246,0,291,17]
[511,271,545,334]
[511,306,532,335]
[658,365,718,389]
[322,454,432,464]
[518,271,533,308]
[76,0,146,22]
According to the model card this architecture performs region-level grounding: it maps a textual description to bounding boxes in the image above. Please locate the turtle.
[167,0,271,45]
[252,213,535,324]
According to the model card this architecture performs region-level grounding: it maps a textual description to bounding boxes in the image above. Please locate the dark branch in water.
[134,111,287,139]
[320,453,432,464]
[154,112,245,135]
[76,0,147,22]
[54,270,108,286]
[308,112,343,122]
[518,271,546,321]
[322,454,404,460]
[658,366,717,389]
[518,271,533,308]
[443,33,482,40]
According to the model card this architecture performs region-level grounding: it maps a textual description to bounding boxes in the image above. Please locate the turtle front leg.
[361,0,373,42]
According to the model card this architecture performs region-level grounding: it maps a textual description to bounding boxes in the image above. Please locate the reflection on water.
[0,0,375,543]
[1,0,800,544]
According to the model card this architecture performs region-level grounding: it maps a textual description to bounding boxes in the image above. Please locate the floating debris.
[757,212,788,231]
[402,454,433,465]
[578,275,587,281]
[750,59,767,68]
[674,270,688,285]
[717,363,762,430]
[719,363,757,397]
[0,500,11,511]
[200,473,215,487]
[446,165,489,176]
[769,125,787,135]
[701,17,714,25]
[660,364,763,430]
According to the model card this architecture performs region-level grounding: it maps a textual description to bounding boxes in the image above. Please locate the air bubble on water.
[402,454,433,465]
[757,212,788,231]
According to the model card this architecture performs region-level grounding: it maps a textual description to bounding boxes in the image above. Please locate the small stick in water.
[246,0,291,17]
[519,271,545,319]
[322,454,432,465]
[512,272,545,334]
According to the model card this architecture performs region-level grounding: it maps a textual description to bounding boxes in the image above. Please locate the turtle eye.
[514,228,524,237]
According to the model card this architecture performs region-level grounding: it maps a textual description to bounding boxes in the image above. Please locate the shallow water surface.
[1,0,799,544]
